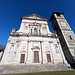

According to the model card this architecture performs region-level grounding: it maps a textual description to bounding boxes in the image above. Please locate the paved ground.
[0,63,73,74]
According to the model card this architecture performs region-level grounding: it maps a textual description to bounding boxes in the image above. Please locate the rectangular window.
[47,54,51,63]
[20,54,25,63]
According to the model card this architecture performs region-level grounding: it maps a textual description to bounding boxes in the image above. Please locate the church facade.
[1,13,68,65]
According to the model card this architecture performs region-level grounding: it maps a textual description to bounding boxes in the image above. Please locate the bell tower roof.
[50,12,64,21]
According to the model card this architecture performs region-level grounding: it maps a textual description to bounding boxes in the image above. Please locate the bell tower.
[50,12,75,65]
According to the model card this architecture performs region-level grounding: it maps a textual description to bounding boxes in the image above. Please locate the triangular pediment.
[21,14,48,21]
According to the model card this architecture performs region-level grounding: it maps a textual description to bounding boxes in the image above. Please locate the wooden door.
[34,51,39,63]
[20,54,25,63]
[47,54,51,63]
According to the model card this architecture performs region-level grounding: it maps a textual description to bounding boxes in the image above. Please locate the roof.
[21,14,48,21]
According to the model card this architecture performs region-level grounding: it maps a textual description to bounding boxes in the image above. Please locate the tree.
[0,44,5,61]
[0,44,5,52]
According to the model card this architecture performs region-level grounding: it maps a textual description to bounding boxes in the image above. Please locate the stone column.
[26,41,29,64]
[40,41,43,64]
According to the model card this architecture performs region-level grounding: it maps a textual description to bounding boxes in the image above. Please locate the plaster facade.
[1,14,67,65]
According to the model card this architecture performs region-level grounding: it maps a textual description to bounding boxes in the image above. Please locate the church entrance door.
[47,54,51,63]
[20,54,25,63]
[34,51,39,63]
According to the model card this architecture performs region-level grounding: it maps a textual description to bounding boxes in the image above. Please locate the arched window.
[39,29,41,35]
[31,29,32,34]
[34,28,38,34]
[10,45,14,52]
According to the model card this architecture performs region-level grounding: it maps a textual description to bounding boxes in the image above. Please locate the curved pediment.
[45,51,50,54]
[31,46,40,49]
[20,50,26,53]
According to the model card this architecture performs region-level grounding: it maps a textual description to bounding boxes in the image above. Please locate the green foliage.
[2,70,75,75]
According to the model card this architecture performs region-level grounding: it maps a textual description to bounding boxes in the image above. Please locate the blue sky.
[0,0,75,45]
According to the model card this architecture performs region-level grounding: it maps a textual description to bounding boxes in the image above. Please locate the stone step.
[0,64,72,74]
